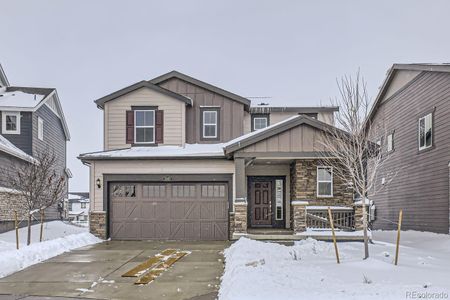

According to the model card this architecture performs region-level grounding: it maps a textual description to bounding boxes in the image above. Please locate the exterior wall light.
[96,178,102,188]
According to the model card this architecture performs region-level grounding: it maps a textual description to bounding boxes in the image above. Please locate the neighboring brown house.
[367,64,450,234]
[79,71,356,240]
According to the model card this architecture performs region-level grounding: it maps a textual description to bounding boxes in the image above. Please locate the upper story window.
[38,117,44,141]
[387,132,394,152]
[201,109,219,139]
[317,166,333,197]
[251,114,270,131]
[418,113,433,151]
[135,110,155,144]
[2,111,21,135]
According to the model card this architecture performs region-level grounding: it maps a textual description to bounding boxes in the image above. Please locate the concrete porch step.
[232,231,367,242]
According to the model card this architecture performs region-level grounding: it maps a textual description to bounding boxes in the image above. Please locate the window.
[202,110,218,138]
[81,203,86,209]
[275,179,283,220]
[387,132,394,152]
[68,203,72,211]
[38,117,44,141]
[418,113,433,151]
[2,111,20,134]
[135,110,155,144]
[253,117,268,130]
[317,166,333,197]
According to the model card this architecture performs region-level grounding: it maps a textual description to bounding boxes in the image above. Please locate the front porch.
[230,157,365,241]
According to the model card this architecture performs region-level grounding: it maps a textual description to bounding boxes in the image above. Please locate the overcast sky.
[1,0,450,191]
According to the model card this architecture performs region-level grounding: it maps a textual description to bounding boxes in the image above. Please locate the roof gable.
[94,80,193,109]
[368,63,450,123]
[0,64,9,87]
[150,71,251,111]
[0,87,70,140]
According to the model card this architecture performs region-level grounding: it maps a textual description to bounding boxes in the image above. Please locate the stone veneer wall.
[290,159,353,206]
[233,203,248,235]
[0,192,26,221]
[89,211,107,239]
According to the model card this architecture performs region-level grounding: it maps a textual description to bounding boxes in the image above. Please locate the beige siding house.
[79,71,356,241]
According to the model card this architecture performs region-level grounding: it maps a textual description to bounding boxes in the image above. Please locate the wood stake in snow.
[395,209,403,266]
[14,210,19,250]
[39,209,44,242]
[328,207,340,264]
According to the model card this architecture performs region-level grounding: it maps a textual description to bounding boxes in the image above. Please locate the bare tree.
[5,150,66,245]
[319,72,391,259]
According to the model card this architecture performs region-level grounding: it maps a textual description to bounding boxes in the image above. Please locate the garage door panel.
[111,202,126,219]
[110,182,228,240]
[125,202,140,219]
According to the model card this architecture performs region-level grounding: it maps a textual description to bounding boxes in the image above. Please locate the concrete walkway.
[0,240,230,300]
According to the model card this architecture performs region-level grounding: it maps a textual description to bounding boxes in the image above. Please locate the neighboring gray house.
[0,64,71,232]
[368,63,450,234]
[79,70,359,241]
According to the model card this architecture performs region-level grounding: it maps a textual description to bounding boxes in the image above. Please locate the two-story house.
[368,64,450,234]
[67,192,90,225]
[0,64,71,232]
[79,71,356,241]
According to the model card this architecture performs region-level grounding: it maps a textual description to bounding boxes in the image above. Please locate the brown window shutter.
[155,110,164,144]
[126,110,134,144]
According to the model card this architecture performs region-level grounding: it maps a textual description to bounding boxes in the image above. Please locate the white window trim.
[418,113,432,151]
[38,117,44,141]
[2,111,21,135]
[134,110,155,144]
[253,117,268,130]
[202,110,217,138]
[317,166,333,198]
[387,133,393,152]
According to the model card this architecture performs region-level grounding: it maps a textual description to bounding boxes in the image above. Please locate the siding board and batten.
[157,78,245,144]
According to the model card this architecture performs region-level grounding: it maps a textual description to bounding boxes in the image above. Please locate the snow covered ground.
[219,231,450,300]
[0,221,101,278]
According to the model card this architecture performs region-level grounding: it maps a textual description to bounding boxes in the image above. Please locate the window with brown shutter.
[155,110,164,144]
[126,110,134,144]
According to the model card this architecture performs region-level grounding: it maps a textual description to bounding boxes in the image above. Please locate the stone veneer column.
[233,202,248,234]
[291,200,308,233]
[353,203,364,231]
[89,211,107,239]
[233,157,248,236]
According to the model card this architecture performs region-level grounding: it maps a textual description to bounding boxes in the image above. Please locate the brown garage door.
[109,182,229,240]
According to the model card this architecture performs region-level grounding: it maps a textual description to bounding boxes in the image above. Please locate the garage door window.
[143,185,166,198]
[201,184,226,198]
[172,185,196,197]
[111,185,136,197]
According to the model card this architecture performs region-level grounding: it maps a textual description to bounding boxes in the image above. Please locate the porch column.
[291,200,308,233]
[233,158,248,234]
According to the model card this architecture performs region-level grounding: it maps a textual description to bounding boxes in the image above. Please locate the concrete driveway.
[0,240,230,300]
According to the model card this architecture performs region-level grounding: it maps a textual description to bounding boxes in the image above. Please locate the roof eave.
[94,80,193,109]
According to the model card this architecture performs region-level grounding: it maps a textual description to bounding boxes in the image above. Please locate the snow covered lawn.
[0,221,101,278]
[219,231,450,300]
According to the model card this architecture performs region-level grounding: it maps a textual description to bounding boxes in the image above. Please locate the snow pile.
[79,143,226,158]
[220,232,450,300]
[0,221,101,278]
